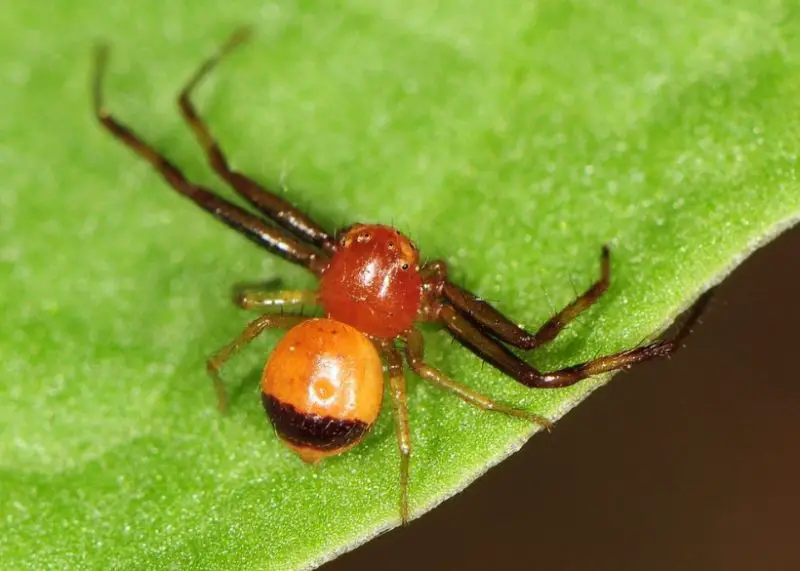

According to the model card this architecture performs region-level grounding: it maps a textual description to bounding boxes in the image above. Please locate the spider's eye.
[357,231,371,243]
[400,263,409,271]
[387,241,394,250]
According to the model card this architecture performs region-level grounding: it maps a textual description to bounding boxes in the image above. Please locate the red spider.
[92,30,710,523]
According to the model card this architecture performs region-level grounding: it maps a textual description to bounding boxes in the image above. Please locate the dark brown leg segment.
[383,344,411,524]
[424,247,610,350]
[92,46,328,275]
[207,314,309,412]
[404,330,552,428]
[438,289,713,389]
[177,28,335,253]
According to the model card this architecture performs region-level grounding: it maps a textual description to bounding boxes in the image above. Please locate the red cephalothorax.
[319,224,422,338]
[95,29,713,524]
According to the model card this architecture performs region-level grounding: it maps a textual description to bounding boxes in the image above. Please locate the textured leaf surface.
[2,1,799,569]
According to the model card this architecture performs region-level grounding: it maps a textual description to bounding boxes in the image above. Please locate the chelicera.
[92,30,711,523]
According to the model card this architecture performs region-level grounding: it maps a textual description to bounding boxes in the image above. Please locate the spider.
[92,30,711,524]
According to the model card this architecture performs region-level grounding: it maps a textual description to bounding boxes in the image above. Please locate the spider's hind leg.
[404,329,552,428]
[232,288,318,312]
[207,314,308,412]
[382,343,411,524]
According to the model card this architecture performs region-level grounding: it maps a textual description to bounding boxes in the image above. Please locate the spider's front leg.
[92,44,330,277]
[420,253,713,390]
[177,27,335,253]
[448,288,711,387]
[420,246,610,351]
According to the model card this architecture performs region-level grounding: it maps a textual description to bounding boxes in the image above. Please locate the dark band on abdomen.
[261,393,369,451]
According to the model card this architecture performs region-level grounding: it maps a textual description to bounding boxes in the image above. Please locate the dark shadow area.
[325,223,800,571]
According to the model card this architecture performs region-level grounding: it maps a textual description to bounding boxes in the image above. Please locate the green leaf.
[2,1,799,569]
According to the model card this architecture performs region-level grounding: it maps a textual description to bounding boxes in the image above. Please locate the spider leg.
[207,314,309,412]
[177,28,335,253]
[92,45,328,276]
[421,246,610,350]
[382,343,411,524]
[232,288,318,311]
[436,289,713,389]
[404,329,551,428]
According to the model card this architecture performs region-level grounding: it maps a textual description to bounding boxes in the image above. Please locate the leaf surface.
[1,1,799,569]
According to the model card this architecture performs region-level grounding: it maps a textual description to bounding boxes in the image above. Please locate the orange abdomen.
[261,318,384,463]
